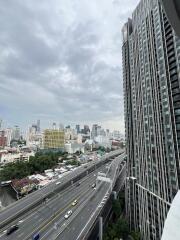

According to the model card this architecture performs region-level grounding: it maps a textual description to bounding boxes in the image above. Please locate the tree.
[0,151,62,181]
[116,217,129,238]
[112,199,122,218]
[130,231,141,240]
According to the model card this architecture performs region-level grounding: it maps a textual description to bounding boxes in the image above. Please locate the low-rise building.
[65,143,84,154]
[11,178,39,196]
[0,150,34,165]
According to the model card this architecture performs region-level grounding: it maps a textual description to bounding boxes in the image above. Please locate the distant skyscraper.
[52,122,57,130]
[122,0,180,239]
[99,129,106,137]
[84,125,90,134]
[59,123,64,130]
[91,124,98,139]
[13,126,20,141]
[37,120,40,133]
[97,126,101,136]
[106,129,110,137]
[5,128,13,146]
[76,125,80,134]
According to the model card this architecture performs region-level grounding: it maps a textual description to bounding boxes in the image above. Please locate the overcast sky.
[0,0,139,132]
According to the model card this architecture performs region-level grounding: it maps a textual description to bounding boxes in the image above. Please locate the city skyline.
[0,118,125,134]
[0,0,139,133]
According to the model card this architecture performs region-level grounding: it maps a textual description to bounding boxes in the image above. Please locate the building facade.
[43,129,65,150]
[0,131,7,148]
[91,124,99,139]
[0,151,34,165]
[5,128,13,147]
[122,0,180,239]
[12,126,20,141]
[75,125,80,134]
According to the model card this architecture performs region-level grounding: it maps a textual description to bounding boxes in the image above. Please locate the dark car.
[6,225,19,235]
[76,182,81,187]
[32,233,40,240]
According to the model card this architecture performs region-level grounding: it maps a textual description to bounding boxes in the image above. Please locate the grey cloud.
[0,0,139,131]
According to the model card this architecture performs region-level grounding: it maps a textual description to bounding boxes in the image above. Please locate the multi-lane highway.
[40,153,126,240]
[55,153,126,240]
[0,150,125,240]
[0,164,108,239]
[0,149,123,230]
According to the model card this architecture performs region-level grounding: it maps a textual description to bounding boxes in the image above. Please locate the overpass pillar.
[112,191,117,200]
[99,216,103,240]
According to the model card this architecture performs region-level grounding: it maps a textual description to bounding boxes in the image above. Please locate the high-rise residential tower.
[122,0,180,239]
[91,124,98,139]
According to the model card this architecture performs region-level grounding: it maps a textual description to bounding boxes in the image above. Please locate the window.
[177,124,180,130]
[175,108,180,115]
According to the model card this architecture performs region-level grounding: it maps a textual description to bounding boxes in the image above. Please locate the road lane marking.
[0,168,100,237]
[76,200,107,238]
[53,183,106,239]
[39,189,95,240]
[24,177,98,240]
[38,218,43,222]
[1,164,109,239]
[0,232,6,238]
[17,232,24,238]
[0,165,95,227]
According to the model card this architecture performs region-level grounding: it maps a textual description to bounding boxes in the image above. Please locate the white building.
[5,128,13,146]
[12,126,20,140]
[0,151,35,165]
[77,134,82,144]
[65,143,84,154]
[26,126,42,149]
[94,136,112,149]
[65,128,77,141]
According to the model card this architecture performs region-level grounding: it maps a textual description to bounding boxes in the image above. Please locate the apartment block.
[122,0,180,239]
[43,129,65,150]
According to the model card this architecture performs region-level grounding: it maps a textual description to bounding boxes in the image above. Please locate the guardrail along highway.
[0,149,126,240]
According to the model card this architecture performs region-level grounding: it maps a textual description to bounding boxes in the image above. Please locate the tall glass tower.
[122,0,180,239]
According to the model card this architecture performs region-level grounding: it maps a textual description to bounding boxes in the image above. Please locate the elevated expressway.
[0,150,126,240]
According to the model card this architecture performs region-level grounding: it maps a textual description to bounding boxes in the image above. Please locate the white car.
[56,181,61,185]
[64,210,72,219]
[72,199,78,206]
